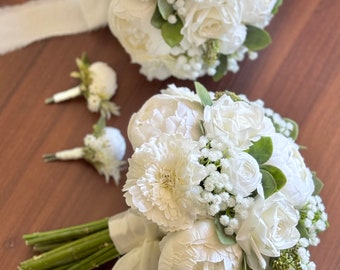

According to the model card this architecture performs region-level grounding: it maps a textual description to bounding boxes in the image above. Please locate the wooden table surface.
[1,0,339,269]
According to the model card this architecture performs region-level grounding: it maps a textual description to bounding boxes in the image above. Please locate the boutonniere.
[45,54,120,119]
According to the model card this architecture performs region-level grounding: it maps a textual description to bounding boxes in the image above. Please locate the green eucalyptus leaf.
[244,25,272,51]
[213,54,228,81]
[161,18,183,47]
[272,0,283,15]
[260,164,287,198]
[195,81,213,107]
[312,171,324,195]
[157,0,174,20]
[214,216,236,246]
[283,117,299,140]
[261,169,277,198]
[246,136,273,164]
[151,5,165,29]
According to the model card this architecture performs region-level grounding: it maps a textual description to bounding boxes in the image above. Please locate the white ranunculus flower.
[236,192,300,269]
[266,133,315,207]
[221,151,262,197]
[124,133,209,232]
[128,93,203,149]
[88,62,117,99]
[182,0,246,55]
[159,219,243,270]
[241,0,277,28]
[203,95,275,150]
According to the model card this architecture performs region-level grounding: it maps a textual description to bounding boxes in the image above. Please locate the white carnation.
[124,133,208,232]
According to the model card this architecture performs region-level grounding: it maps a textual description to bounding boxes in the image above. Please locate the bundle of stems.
[19,217,120,270]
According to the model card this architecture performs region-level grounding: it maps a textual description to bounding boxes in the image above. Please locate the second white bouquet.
[19,82,328,270]
[108,0,283,81]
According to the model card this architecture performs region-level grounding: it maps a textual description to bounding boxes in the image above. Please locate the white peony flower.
[127,93,203,149]
[161,83,202,102]
[203,95,275,150]
[241,0,277,28]
[124,133,208,232]
[221,151,262,197]
[182,0,247,55]
[266,133,315,207]
[236,192,300,269]
[158,219,243,270]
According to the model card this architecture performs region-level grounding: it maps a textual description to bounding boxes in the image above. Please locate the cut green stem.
[68,243,120,270]
[24,217,108,246]
[19,229,112,270]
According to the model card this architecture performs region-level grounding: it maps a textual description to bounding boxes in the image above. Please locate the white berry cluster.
[198,135,255,235]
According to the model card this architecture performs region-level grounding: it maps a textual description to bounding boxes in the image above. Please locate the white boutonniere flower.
[45,54,120,119]
[43,117,126,184]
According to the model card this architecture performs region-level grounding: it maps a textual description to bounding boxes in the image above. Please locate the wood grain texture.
[0,0,339,269]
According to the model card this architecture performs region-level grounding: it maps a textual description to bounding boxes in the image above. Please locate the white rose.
[203,95,275,150]
[159,219,243,270]
[128,93,203,149]
[266,133,315,207]
[241,0,277,28]
[182,0,246,55]
[221,152,262,197]
[108,0,172,80]
[236,192,300,269]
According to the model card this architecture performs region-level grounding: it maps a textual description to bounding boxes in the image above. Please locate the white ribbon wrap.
[0,0,111,55]
[108,209,163,270]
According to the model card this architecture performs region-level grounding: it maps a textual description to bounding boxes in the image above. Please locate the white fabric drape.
[108,209,163,270]
[0,0,111,55]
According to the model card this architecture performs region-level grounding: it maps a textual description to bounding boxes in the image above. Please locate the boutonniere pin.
[45,54,120,119]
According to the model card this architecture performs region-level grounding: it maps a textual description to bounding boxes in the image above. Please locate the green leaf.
[272,0,283,15]
[199,120,206,135]
[151,5,165,29]
[312,171,324,195]
[296,220,309,239]
[283,117,299,140]
[244,25,272,51]
[260,164,287,198]
[213,54,228,81]
[93,116,106,138]
[214,216,236,246]
[157,0,174,20]
[261,164,287,190]
[195,81,213,107]
[161,18,183,47]
[261,169,277,199]
[246,136,273,164]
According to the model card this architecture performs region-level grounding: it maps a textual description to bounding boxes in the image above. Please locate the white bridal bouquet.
[108,0,283,81]
[19,82,328,270]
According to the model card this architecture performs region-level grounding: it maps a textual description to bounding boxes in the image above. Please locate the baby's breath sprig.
[45,54,120,119]
[43,117,126,185]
